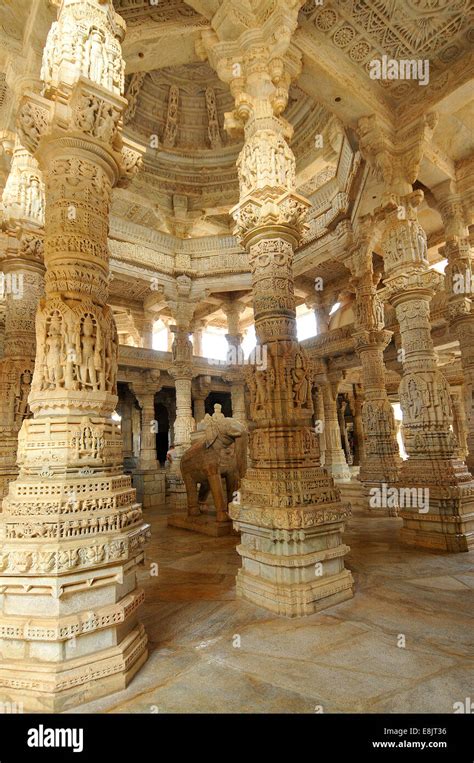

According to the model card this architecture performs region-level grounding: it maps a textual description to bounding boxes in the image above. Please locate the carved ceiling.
[299,0,473,108]
[119,66,340,236]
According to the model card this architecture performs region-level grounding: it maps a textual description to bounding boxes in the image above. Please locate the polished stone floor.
[74,505,474,714]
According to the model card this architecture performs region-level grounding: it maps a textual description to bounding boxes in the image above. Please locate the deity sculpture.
[85,28,106,85]
[292,353,309,406]
[44,315,63,389]
[78,315,99,391]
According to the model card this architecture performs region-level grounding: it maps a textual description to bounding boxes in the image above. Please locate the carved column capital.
[357,112,437,199]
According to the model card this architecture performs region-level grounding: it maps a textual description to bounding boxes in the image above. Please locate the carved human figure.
[76,95,97,132]
[85,28,105,85]
[26,177,43,220]
[79,315,98,391]
[97,106,117,142]
[14,370,32,425]
[292,353,309,406]
[44,315,63,389]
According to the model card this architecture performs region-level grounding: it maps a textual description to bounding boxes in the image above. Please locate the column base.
[132,468,166,510]
[231,509,354,617]
[325,458,352,482]
[234,563,353,618]
[398,458,474,552]
[0,623,147,713]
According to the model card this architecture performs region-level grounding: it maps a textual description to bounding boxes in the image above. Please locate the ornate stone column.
[339,219,400,503]
[167,318,195,511]
[437,186,474,472]
[131,373,165,510]
[0,138,45,497]
[313,297,331,336]
[116,387,133,464]
[193,374,211,423]
[193,395,206,423]
[192,320,205,357]
[0,0,149,711]
[350,386,366,467]
[451,389,469,461]
[133,309,155,349]
[201,2,353,616]
[223,300,247,422]
[359,114,474,551]
[318,369,352,482]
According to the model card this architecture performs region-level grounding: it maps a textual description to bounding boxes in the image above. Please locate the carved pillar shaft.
[441,233,474,472]
[201,4,353,615]
[451,390,469,460]
[193,395,206,424]
[136,393,158,469]
[354,330,401,489]
[230,380,246,423]
[320,379,351,481]
[0,0,149,711]
[381,197,474,551]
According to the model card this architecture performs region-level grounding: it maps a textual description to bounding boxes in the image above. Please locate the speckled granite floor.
[71,505,474,714]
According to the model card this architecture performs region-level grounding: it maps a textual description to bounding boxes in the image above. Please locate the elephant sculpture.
[180,404,247,522]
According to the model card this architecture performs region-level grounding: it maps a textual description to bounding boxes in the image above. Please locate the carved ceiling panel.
[299,0,473,105]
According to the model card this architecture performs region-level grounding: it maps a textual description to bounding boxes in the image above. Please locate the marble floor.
[74,505,474,714]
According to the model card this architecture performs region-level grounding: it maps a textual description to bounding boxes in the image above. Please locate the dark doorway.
[155,402,170,465]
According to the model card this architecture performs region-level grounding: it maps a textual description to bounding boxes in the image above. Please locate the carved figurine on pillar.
[200,3,353,616]
[359,113,474,551]
[0,0,150,712]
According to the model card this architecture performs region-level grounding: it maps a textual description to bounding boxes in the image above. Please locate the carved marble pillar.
[0,138,45,497]
[131,375,165,510]
[340,221,401,497]
[116,390,133,462]
[438,191,474,473]
[193,395,206,423]
[359,112,474,551]
[133,310,155,350]
[0,0,149,711]
[451,389,469,461]
[229,373,247,423]
[319,372,352,482]
[134,389,159,471]
[202,11,353,615]
[314,299,331,336]
[193,374,211,423]
[381,195,474,551]
[337,396,353,467]
[192,321,205,357]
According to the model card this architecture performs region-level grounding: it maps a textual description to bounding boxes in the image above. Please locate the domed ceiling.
[119,61,340,237]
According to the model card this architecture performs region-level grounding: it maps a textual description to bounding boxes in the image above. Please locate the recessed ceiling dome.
[127,61,238,153]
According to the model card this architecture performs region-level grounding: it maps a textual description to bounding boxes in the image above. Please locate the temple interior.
[0,0,472,714]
